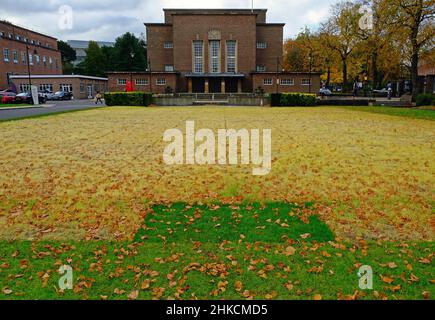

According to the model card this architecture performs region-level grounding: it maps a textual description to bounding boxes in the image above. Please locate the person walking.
[95,92,103,104]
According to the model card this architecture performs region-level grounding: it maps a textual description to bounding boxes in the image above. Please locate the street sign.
[31,85,39,105]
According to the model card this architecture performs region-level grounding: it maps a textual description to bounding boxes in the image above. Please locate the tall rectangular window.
[3,49,9,62]
[13,50,18,64]
[21,52,26,64]
[29,53,33,65]
[193,40,204,73]
[226,40,237,73]
[209,40,220,73]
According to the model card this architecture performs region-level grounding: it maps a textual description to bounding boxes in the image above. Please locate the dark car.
[52,91,73,101]
[0,91,16,104]
[15,92,46,104]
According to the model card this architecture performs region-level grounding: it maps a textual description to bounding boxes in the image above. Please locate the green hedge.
[416,93,435,107]
[105,92,153,106]
[271,93,317,107]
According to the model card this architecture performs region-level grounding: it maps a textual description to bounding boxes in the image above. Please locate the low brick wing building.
[0,20,62,90]
[10,75,108,99]
[108,8,320,94]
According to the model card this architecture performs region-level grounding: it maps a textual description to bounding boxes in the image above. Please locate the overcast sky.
[0,0,338,42]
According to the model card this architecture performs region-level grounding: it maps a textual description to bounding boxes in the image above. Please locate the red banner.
[126,80,135,92]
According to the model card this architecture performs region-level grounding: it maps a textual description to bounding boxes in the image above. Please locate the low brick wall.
[153,96,194,106]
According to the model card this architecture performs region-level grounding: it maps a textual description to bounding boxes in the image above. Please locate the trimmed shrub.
[270,93,282,106]
[416,93,435,107]
[105,92,153,107]
[272,93,317,107]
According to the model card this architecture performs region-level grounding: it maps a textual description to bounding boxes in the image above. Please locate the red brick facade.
[252,72,322,94]
[140,9,321,94]
[10,75,108,99]
[107,72,177,94]
[0,21,62,90]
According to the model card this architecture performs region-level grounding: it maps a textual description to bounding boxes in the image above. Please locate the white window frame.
[209,40,221,73]
[60,84,73,92]
[29,53,33,65]
[156,78,166,86]
[164,41,173,49]
[256,42,267,49]
[165,65,174,72]
[20,84,31,92]
[3,48,9,62]
[135,78,149,86]
[256,65,266,72]
[301,78,311,86]
[226,40,237,73]
[21,51,26,64]
[281,78,295,86]
[263,78,273,86]
[13,50,18,64]
[193,40,204,74]
[117,79,127,85]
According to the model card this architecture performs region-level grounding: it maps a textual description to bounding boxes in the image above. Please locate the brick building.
[109,8,320,94]
[10,75,108,99]
[0,20,62,90]
[418,59,435,94]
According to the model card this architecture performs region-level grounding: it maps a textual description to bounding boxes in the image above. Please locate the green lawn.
[0,104,28,108]
[0,203,433,300]
[337,106,435,120]
[0,106,433,300]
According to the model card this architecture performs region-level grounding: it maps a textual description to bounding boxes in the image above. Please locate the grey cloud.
[0,0,337,41]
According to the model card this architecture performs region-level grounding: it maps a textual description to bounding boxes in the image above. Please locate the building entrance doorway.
[192,78,205,93]
[225,78,238,93]
[209,78,221,93]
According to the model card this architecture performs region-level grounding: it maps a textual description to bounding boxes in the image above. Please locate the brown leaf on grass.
[284,246,296,256]
[128,290,139,300]
[387,262,397,269]
[234,281,243,292]
[284,282,294,291]
[313,294,322,300]
[380,275,394,284]
[300,233,311,239]
[419,258,431,264]
[141,279,151,290]
[422,291,430,300]
[265,292,277,300]
[2,288,12,295]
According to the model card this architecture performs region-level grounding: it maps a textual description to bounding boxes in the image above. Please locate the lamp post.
[26,45,37,103]
[130,52,135,90]
[276,56,280,94]
[308,51,313,94]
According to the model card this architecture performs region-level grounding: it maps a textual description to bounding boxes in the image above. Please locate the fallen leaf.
[128,290,139,300]
[381,275,394,284]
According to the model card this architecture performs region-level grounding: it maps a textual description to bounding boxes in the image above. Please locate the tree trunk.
[342,58,348,87]
[371,51,378,89]
[410,49,419,98]
[326,66,331,86]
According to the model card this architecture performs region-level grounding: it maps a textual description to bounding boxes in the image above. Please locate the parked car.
[0,92,16,104]
[15,92,46,104]
[39,90,54,100]
[52,91,73,101]
[319,88,332,96]
[372,88,389,97]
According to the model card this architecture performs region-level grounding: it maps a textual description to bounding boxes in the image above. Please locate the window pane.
[226,41,236,73]
[209,40,220,73]
[193,41,203,73]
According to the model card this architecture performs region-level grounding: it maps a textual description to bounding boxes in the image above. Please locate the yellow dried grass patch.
[0,107,433,241]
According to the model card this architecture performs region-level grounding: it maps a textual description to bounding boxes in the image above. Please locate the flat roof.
[0,20,58,40]
[9,74,108,81]
[164,8,267,13]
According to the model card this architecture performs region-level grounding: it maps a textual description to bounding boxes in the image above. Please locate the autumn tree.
[389,0,434,95]
[320,1,362,87]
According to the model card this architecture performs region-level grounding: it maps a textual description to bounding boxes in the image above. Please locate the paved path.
[0,99,105,121]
